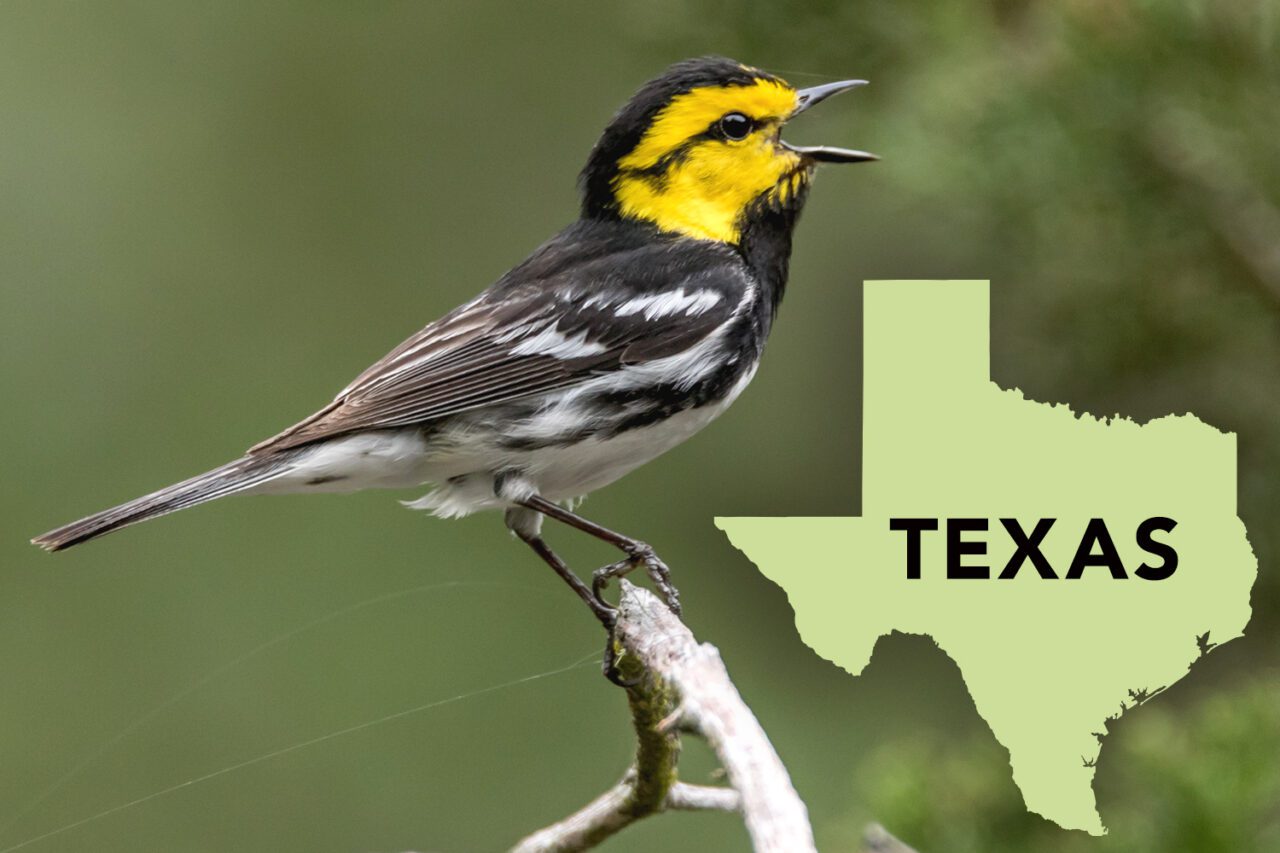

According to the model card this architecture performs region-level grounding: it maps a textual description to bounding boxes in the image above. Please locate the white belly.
[408,361,759,517]
[515,399,733,497]
[257,361,758,518]
[256,430,434,494]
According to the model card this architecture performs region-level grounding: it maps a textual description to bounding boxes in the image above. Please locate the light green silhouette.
[718,281,1256,834]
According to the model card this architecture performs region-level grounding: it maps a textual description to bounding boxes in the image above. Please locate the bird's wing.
[249,257,744,455]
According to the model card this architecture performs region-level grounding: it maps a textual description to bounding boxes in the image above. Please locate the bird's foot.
[592,558,634,608]
[592,541,681,616]
[633,544,681,616]
[589,596,619,630]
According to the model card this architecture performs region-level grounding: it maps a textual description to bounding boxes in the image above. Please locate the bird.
[32,56,875,626]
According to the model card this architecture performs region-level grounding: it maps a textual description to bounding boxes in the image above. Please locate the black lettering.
[947,518,989,579]
[890,518,938,579]
[1134,516,1178,581]
[998,518,1058,579]
[1066,518,1127,579]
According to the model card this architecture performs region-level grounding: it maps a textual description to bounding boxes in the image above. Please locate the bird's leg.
[518,495,681,616]
[509,525,618,629]
[506,511,635,686]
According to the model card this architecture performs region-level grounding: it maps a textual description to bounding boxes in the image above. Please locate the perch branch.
[511,580,816,852]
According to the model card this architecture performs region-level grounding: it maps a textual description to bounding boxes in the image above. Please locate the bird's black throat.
[737,172,812,320]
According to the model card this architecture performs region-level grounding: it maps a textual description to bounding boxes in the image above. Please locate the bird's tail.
[32,454,291,552]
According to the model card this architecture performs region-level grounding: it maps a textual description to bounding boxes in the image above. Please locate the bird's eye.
[718,112,753,141]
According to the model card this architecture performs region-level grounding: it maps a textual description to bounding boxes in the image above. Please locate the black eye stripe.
[620,111,760,185]
[716,112,754,141]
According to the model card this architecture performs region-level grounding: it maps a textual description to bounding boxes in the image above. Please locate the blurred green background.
[2,1,1277,851]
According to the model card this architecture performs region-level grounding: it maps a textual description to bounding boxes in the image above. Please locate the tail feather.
[32,455,290,552]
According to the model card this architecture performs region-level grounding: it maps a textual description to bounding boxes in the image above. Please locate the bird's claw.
[591,542,681,617]
[639,550,681,616]
[591,598,619,629]
[592,558,633,607]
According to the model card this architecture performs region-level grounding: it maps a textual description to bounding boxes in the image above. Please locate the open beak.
[784,79,877,163]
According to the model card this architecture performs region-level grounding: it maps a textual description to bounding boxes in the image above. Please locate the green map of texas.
[718,281,1256,834]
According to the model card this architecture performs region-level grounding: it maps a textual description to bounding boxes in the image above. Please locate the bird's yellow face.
[612,78,805,245]
[580,59,873,244]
